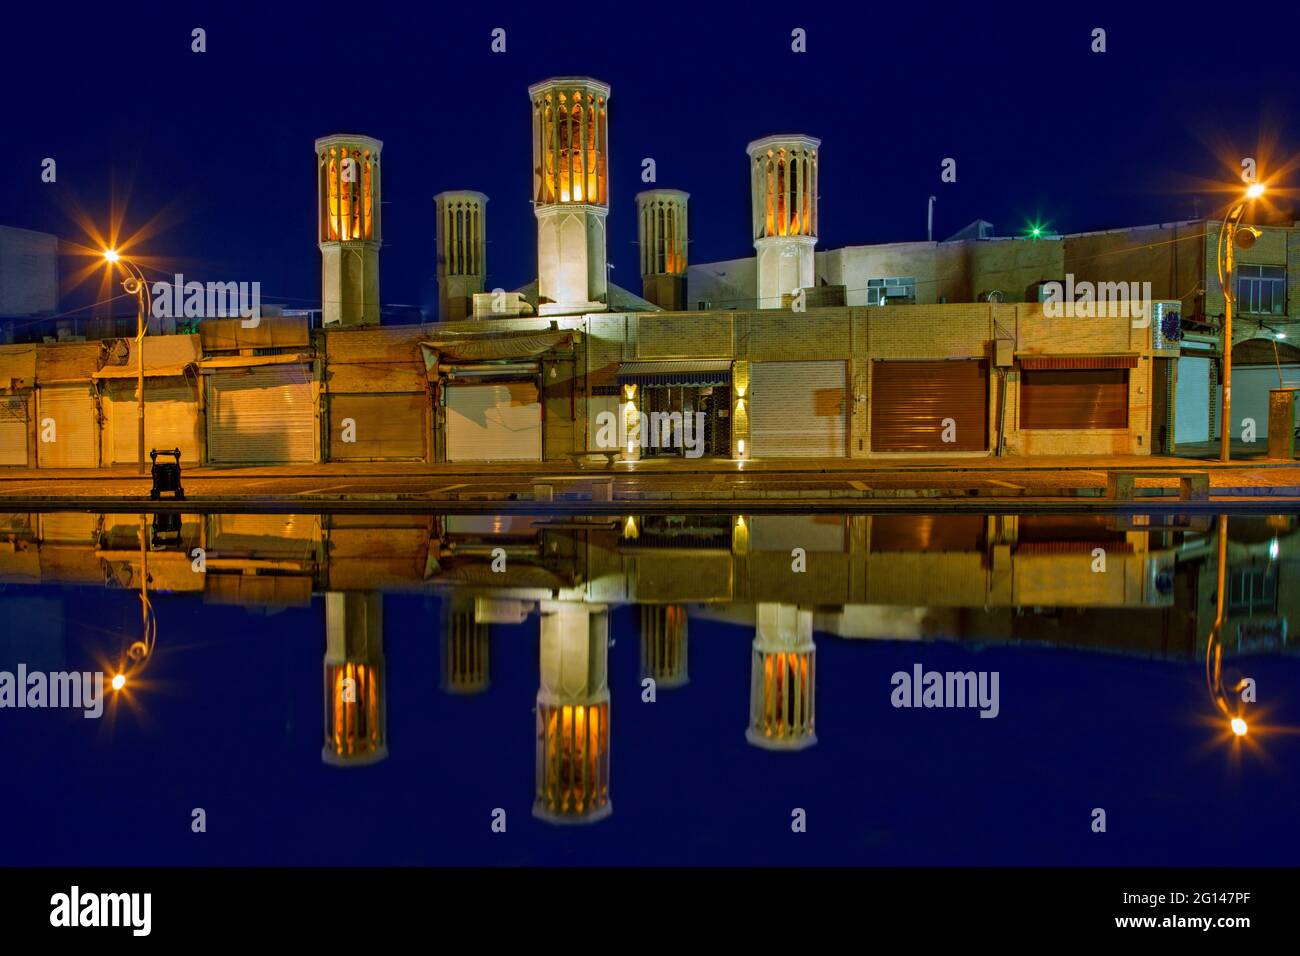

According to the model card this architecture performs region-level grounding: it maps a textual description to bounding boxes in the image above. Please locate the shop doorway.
[641,384,731,458]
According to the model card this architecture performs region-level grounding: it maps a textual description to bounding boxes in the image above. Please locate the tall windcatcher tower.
[317,134,382,326]
[636,189,689,311]
[434,191,488,322]
[529,77,610,316]
[746,603,817,751]
[747,135,820,309]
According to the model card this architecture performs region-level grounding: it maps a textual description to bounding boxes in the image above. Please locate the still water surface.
[1,510,1295,865]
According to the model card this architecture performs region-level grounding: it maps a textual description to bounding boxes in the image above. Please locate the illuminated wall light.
[732,515,750,554]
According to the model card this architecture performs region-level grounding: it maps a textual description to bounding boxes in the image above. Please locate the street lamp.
[104,249,151,474]
[1215,183,1265,462]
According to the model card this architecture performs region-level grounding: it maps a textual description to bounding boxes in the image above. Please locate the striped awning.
[1019,355,1138,370]
[617,360,732,387]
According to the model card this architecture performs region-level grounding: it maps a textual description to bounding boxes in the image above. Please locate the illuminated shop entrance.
[617,360,733,459]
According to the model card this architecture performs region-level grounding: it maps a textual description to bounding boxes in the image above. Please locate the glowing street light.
[103,248,151,474]
[111,673,126,692]
[1216,180,1268,462]
[1231,717,1248,737]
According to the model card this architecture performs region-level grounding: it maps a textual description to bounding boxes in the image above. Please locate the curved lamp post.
[1215,182,1266,462]
[103,249,152,475]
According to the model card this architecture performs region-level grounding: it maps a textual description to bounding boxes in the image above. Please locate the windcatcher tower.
[434,191,487,322]
[636,189,689,310]
[529,77,610,315]
[747,135,819,309]
[746,603,817,750]
[317,134,382,326]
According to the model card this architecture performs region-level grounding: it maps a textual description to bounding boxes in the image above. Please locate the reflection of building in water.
[535,601,611,824]
[2,509,1297,686]
[440,596,490,694]
[322,592,388,767]
[640,604,688,689]
[747,603,816,751]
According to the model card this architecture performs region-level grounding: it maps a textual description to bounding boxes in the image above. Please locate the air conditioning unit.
[1141,551,1177,606]
[1151,300,1183,354]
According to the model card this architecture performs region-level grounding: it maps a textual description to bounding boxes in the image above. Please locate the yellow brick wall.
[748,309,851,359]
[864,304,992,357]
[1202,222,1293,338]
[636,312,732,357]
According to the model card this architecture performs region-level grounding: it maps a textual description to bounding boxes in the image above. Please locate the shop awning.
[198,353,310,371]
[93,335,203,380]
[420,329,572,364]
[617,360,732,387]
[95,363,194,380]
[1019,355,1138,370]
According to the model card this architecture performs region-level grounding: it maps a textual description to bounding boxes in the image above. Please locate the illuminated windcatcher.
[748,135,820,241]
[636,190,689,277]
[641,603,689,688]
[534,602,612,824]
[322,592,388,766]
[530,78,610,207]
[317,135,383,244]
[747,603,817,751]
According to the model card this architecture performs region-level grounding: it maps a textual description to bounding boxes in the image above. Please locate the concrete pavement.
[1,454,1299,512]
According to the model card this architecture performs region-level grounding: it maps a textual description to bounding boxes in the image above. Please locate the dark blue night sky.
[6,2,1300,316]
[3,581,1297,866]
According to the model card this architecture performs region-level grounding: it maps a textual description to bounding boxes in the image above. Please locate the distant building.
[0,225,59,344]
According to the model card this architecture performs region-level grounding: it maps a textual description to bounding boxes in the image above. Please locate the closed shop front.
[749,360,846,458]
[1231,365,1300,439]
[871,359,987,452]
[445,382,541,461]
[329,393,427,460]
[324,331,429,462]
[104,378,201,464]
[0,396,29,466]
[1176,354,1212,444]
[36,383,98,468]
[1019,357,1132,431]
[206,365,315,464]
[0,348,35,467]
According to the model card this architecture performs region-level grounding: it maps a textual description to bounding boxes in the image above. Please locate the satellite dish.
[1234,226,1261,250]
[123,276,143,294]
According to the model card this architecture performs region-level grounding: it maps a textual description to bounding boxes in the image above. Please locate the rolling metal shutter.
[871,360,988,452]
[1175,355,1211,444]
[107,380,201,464]
[207,366,314,464]
[445,382,541,461]
[329,393,427,461]
[37,384,98,468]
[0,397,28,466]
[588,395,621,451]
[749,361,846,458]
[1020,368,1128,430]
[1229,365,1300,440]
